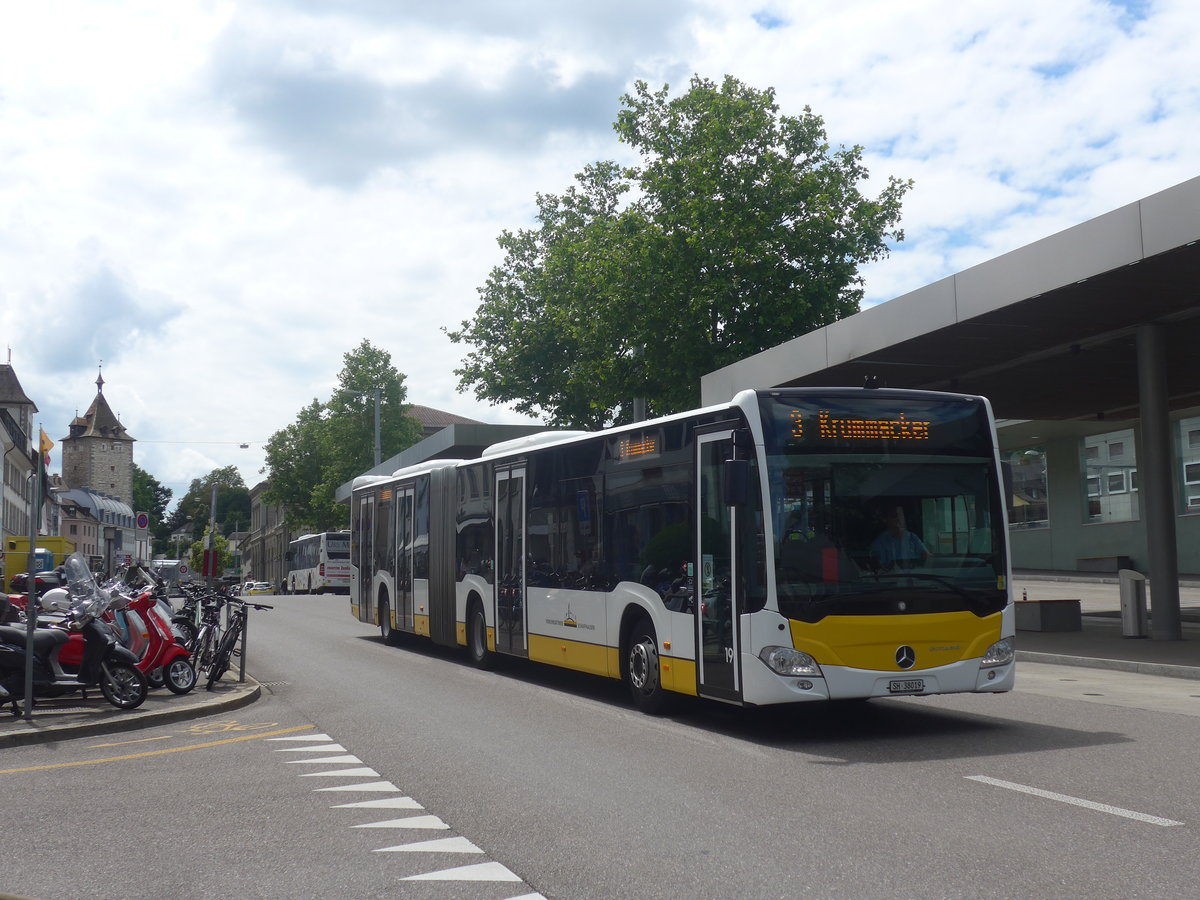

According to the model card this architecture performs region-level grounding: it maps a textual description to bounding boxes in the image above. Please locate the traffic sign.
[136,512,149,530]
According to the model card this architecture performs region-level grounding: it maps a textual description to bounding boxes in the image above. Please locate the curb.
[0,679,261,749]
[1017,650,1200,681]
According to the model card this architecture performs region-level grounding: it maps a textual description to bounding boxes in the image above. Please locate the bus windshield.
[760,394,1007,622]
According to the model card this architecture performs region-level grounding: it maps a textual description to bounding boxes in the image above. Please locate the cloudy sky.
[2,0,1196,505]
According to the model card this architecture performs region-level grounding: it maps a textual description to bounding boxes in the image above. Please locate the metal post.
[22,432,42,720]
[1136,324,1182,640]
[239,606,247,683]
[373,388,381,468]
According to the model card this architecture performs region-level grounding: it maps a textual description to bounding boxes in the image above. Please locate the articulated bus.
[287,530,351,594]
[350,387,1015,712]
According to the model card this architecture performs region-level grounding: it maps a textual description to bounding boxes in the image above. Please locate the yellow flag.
[39,427,53,465]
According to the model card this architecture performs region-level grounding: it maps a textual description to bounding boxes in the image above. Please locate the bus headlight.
[759,646,822,677]
[980,638,1014,668]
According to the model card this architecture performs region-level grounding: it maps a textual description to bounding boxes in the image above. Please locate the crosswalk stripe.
[501,893,548,900]
[402,862,523,882]
[331,797,423,809]
[374,837,482,853]
[274,744,347,753]
[299,767,380,778]
[312,781,401,792]
[284,755,363,765]
[353,815,449,830]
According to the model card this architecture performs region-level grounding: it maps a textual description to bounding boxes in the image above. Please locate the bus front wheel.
[623,614,671,715]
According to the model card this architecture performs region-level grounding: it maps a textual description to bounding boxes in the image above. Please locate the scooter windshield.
[63,553,108,617]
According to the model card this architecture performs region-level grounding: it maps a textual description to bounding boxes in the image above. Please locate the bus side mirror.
[723,459,750,507]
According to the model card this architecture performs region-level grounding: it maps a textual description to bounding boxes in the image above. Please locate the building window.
[1007,447,1049,530]
[1081,429,1139,523]
[1179,416,1200,513]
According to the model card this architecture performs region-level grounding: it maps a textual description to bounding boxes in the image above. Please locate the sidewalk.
[0,674,259,749]
[1012,572,1200,679]
[3,574,1198,748]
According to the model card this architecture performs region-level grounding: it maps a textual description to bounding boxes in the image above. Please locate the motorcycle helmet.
[40,587,72,612]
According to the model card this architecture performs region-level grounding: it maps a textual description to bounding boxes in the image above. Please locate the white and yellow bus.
[350,387,1015,712]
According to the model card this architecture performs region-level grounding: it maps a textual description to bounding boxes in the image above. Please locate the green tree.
[188,529,233,577]
[132,464,173,554]
[263,340,422,530]
[448,75,911,427]
[165,465,250,543]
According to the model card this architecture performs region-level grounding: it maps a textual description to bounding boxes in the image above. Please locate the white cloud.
[1,0,1197,505]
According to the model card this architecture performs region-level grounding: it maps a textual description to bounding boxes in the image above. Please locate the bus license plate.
[888,679,925,694]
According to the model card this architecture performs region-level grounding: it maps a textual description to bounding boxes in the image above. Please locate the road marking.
[88,735,173,748]
[965,775,1184,827]
[299,766,380,778]
[403,862,523,882]
[273,744,347,752]
[331,797,423,809]
[376,837,482,854]
[0,724,315,775]
[312,780,401,792]
[272,732,541,892]
[353,815,450,830]
[266,733,333,742]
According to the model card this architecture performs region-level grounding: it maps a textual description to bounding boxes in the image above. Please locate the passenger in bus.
[869,504,929,571]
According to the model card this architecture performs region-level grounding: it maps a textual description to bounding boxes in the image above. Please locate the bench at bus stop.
[1015,597,1082,632]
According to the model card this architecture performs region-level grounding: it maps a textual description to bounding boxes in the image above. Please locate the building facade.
[0,364,37,550]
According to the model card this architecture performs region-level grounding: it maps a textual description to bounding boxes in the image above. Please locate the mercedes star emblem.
[895,645,916,669]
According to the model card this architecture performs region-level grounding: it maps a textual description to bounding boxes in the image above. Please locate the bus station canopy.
[701,175,1200,449]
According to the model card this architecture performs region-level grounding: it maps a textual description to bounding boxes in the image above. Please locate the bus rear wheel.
[623,614,671,715]
[467,601,495,670]
[379,598,402,646]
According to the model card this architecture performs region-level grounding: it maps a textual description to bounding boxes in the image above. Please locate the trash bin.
[1118,568,1148,638]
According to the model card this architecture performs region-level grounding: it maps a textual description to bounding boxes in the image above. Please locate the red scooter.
[39,577,197,695]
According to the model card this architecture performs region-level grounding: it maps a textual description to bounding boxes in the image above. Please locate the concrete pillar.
[1136,324,1182,640]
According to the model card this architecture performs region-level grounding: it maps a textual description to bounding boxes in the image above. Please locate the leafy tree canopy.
[165,465,251,542]
[132,464,173,553]
[263,340,422,531]
[188,529,234,578]
[448,74,912,428]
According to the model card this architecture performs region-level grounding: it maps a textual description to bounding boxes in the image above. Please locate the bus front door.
[696,430,741,703]
[356,494,374,624]
[494,466,528,657]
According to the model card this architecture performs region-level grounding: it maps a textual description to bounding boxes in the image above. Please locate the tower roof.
[0,364,37,412]
[63,380,135,442]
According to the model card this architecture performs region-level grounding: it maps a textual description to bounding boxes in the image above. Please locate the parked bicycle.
[206,597,273,690]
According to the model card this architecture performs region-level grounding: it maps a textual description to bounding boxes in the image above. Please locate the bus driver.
[870,504,929,571]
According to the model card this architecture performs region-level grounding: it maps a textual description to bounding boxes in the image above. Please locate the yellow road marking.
[0,724,314,775]
[88,735,174,749]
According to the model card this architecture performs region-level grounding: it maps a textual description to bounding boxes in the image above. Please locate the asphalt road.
[4,594,1199,899]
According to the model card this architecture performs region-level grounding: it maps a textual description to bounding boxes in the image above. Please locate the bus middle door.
[493,465,528,657]
[396,485,414,633]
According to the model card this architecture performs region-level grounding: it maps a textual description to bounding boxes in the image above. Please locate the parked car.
[8,570,63,596]
[248,582,274,595]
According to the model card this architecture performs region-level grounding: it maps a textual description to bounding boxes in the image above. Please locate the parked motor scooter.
[107,567,197,693]
[0,554,149,713]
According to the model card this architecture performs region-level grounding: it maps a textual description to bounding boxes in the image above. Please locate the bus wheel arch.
[621,608,672,714]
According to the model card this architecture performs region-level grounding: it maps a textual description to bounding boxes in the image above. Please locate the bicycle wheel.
[205,626,241,689]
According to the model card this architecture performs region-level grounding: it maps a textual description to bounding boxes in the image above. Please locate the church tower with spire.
[60,367,136,507]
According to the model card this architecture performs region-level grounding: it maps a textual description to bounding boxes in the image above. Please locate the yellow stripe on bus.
[790,611,1001,672]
